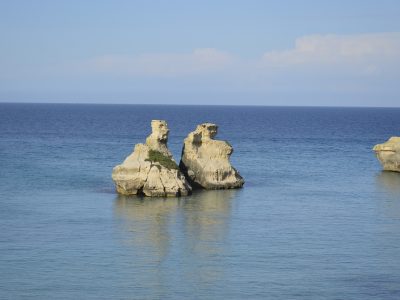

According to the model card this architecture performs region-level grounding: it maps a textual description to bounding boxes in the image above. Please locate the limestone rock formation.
[112,120,192,197]
[179,123,244,189]
[373,137,400,172]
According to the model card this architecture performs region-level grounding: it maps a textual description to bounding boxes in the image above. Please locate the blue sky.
[1,0,400,106]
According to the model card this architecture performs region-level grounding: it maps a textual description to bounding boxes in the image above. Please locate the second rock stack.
[179,123,244,189]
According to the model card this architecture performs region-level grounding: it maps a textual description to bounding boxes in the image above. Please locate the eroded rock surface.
[112,120,192,197]
[179,123,244,189]
[373,137,400,172]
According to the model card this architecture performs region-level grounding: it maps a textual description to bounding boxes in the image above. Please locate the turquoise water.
[1,104,400,299]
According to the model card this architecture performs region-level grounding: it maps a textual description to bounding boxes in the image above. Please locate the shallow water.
[1,104,400,299]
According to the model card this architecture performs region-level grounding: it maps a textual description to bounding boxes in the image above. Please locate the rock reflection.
[375,171,400,218]
[376,171,400,194]
[181,190,236,255]
[180,190,237,283]
[114,196,180,263]
[114,189,238,285]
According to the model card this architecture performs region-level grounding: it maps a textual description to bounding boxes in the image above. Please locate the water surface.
[1,104,400,299]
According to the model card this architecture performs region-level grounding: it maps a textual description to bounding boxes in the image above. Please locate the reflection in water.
[375,171,400,218]
[180,190,237,283]
[376,171,400,194]
[114,195,179,263]
[181,190,235,255]
[114,189,238,288]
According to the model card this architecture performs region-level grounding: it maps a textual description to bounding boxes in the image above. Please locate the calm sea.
[1,103,400,299]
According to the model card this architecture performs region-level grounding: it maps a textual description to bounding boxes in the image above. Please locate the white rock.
[112,120,192,196]
[179,123,244,189]
[373,137,400,172]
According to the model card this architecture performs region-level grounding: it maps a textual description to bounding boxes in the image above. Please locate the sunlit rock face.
[373,137,400,172]
[112,120,192,197]
[145,120,172,158]
[179,123,244,189]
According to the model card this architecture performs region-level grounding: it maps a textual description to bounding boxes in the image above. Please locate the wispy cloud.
[3,32,400,105]
[81,48,235,77]
[262,33,400,74]
[74,32,400,79]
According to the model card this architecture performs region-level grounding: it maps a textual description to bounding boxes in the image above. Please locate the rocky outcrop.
[112,120,192,197]
[179,123,244,189]
[373,137,400,172]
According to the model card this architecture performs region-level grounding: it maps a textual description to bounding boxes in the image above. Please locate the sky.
[1,0,400,106]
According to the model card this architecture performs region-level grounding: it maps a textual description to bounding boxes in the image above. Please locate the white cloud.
[2,32,400,105]
[262,33,400,71]
[21,32,399,102]
[83,48,234,77]
[75,33,400,79]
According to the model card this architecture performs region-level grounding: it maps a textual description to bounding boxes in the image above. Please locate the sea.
[1,103,400,299]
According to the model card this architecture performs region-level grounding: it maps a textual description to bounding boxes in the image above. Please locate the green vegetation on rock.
[145,149,179,170]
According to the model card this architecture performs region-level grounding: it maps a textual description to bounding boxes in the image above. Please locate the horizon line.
[1,101,400,109]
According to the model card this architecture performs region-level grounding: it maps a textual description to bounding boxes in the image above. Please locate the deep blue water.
[1,103,400,299]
